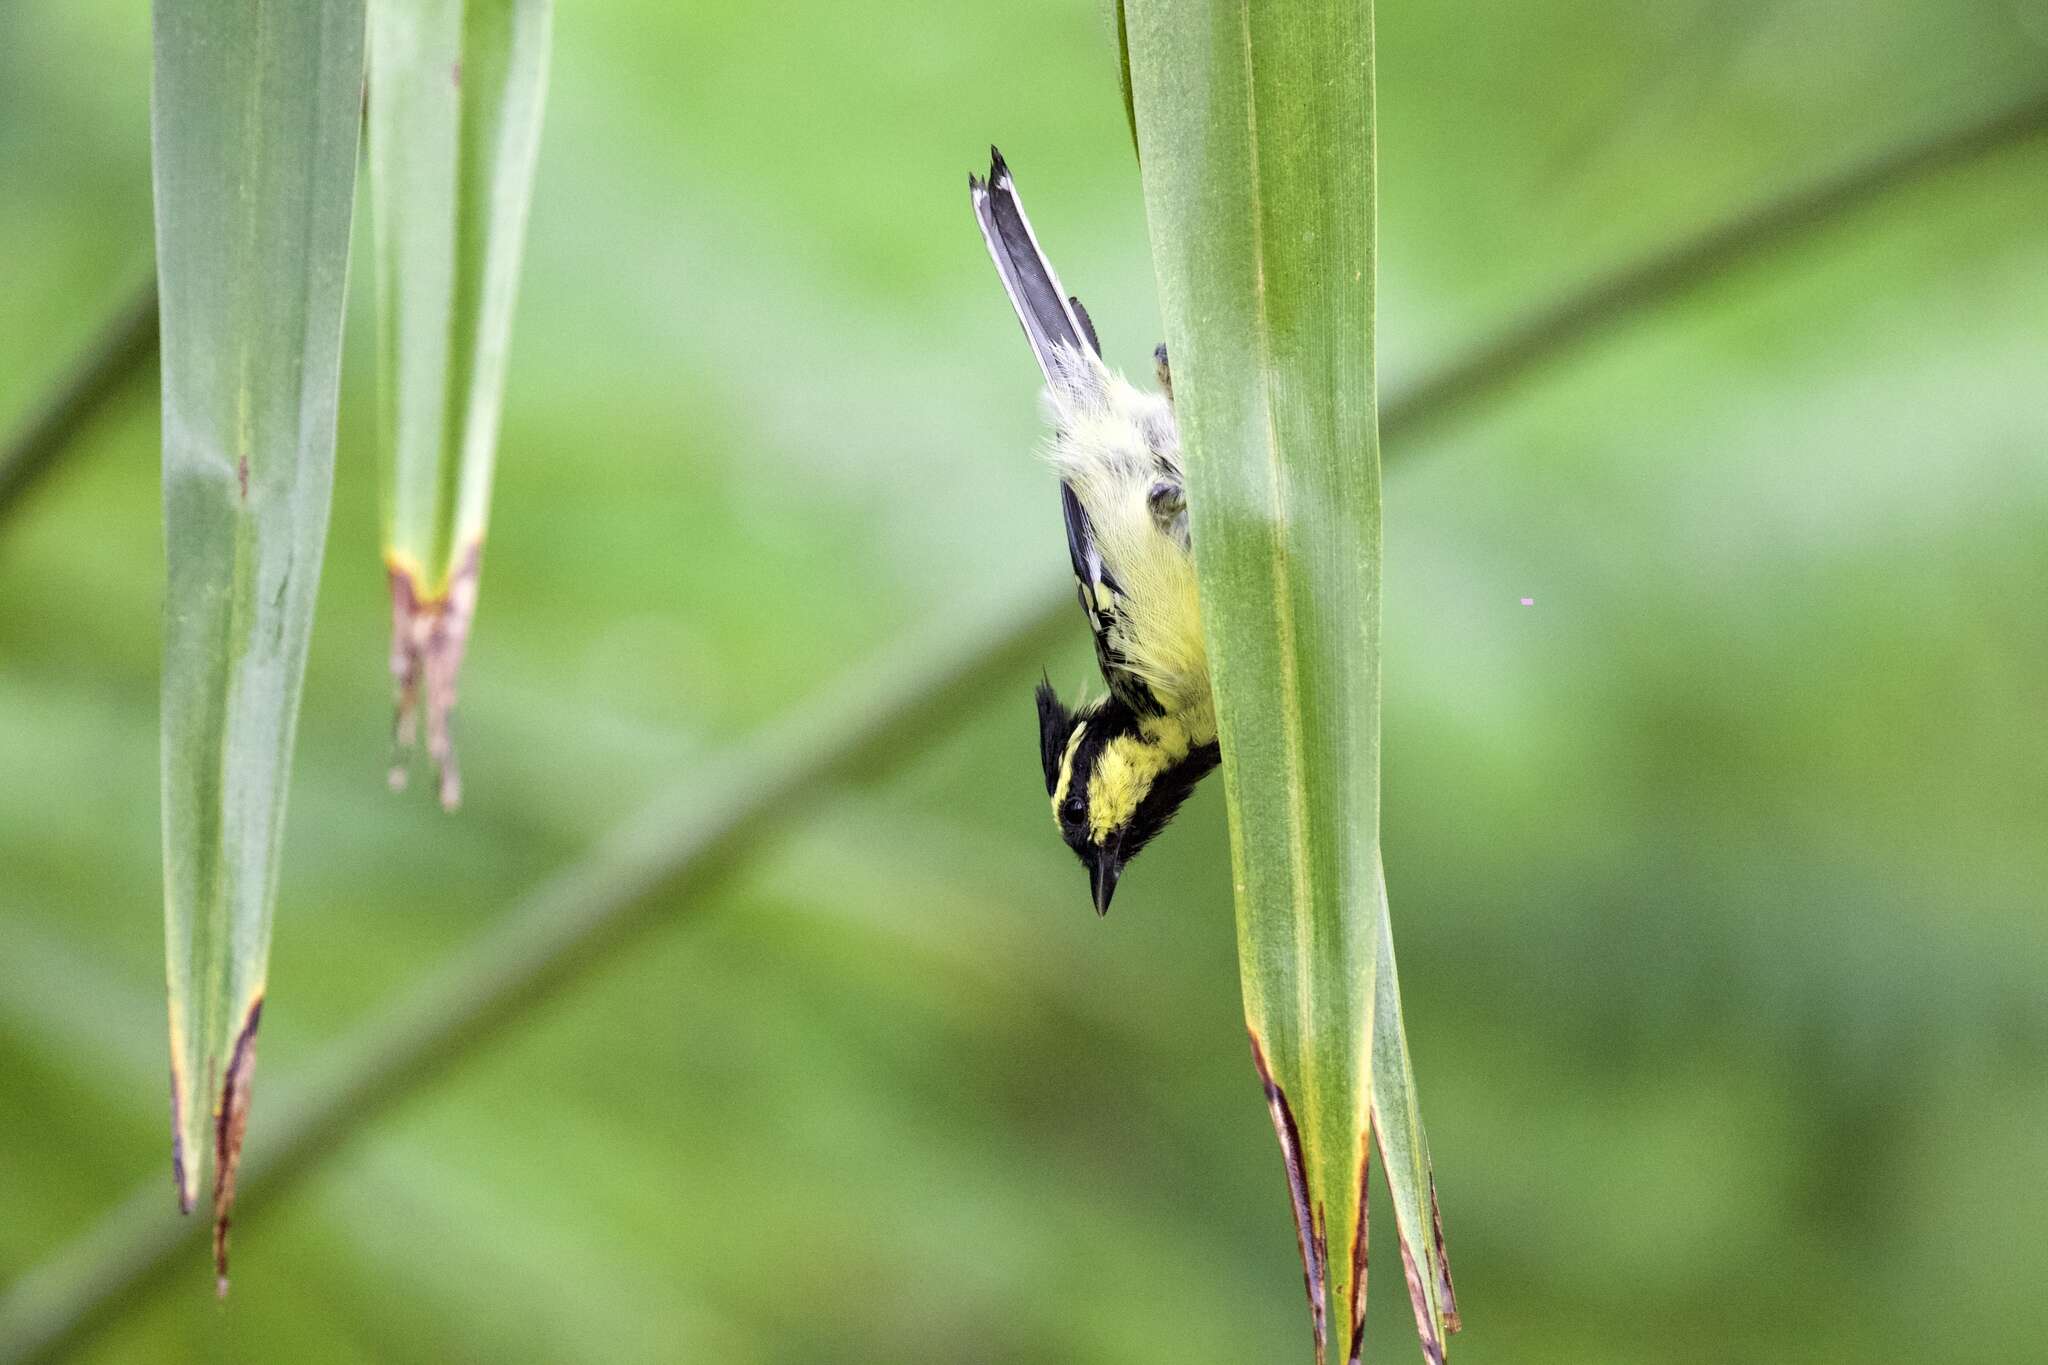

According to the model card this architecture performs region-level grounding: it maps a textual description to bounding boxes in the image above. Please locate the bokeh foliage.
[1,0,2044,1361]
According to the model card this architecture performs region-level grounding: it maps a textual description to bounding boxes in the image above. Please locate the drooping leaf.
[1124,0,1454,1359]
[368,0,552,809]
[1371,857,1459,1357]
[153,0,365,1293]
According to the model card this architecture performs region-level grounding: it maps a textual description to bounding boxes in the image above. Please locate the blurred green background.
[3,0,2045,1360]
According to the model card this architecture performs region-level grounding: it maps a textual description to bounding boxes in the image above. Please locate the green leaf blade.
[1126,2,1450,1359]
[369,0,551,809]
[153,0,365,1291]
[1371,859,1459,1358]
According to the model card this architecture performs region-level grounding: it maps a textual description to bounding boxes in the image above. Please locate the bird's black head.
[1034,680,1219,914]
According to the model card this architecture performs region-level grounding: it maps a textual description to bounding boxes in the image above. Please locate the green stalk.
[0,277,157,515]
[153,0,365,1294]
[1125,1,1452,1358]
[369,0,552,809]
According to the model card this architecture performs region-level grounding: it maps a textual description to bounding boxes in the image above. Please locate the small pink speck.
[1520,597,1534,606]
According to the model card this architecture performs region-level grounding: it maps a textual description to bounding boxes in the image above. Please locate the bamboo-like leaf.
[1371,857,1459,1355]
[153,0,365,1294]
[1125,1,1454,1359]
[369,0,551,809]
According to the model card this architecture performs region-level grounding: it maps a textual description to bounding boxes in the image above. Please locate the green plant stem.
[3,92,2047,1360]
[0,277,158,513]
[1392,90,2048,431]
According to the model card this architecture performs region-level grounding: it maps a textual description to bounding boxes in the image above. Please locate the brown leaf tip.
[1398,1236,1447,1365]
[1374,1109,1457,1360]
[1431,1168,1460,1333]
[211,997,264,1296]
[1346,1123,1371,1363]
[1250,1031,1328,1362]
[387,543,482,811]
[169,1063,193,1215]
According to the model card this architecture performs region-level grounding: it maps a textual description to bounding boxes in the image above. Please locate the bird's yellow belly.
[1092,487,1211,729]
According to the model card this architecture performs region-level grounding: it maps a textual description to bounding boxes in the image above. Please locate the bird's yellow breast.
[1084,710,1210,843]
[1052,376,1211,717]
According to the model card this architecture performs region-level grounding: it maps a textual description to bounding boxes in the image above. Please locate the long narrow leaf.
[1125,1,1454,1360]
[1371,858,1459,1355]
[369,0,551,809]
[154,0,365,1293]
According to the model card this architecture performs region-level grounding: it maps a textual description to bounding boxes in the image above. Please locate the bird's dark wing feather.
[1059,483,1162,717]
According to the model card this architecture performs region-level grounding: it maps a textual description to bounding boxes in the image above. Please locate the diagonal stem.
[0,276,158,514]
[0,89,2044,1361]
[1388,91,2048,433]
[0,589,1076,1363]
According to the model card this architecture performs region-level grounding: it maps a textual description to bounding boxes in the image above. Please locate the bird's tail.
[970,147,1102,386]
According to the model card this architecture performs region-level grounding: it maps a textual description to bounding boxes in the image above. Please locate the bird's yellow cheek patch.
[1086,735,1172,843]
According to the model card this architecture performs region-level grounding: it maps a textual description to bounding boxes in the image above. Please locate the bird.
[969,147,1219,915]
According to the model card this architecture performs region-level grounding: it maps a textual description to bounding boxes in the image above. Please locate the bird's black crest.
[1034,679,1075,796]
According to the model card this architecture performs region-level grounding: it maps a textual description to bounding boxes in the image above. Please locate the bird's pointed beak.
[1088,849,1123,916]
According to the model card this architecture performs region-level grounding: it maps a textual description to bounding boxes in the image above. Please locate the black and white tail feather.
[970,148,1102,382]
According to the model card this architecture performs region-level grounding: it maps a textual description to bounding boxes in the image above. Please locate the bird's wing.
[1060,482,1162,717]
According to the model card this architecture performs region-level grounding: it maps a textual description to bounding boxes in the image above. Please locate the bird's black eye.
[1061,797,1085,825]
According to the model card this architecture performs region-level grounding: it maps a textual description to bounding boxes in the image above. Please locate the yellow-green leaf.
[368,0,552,809]
[1125,0,1454,1358]
[153,0,365,1292]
